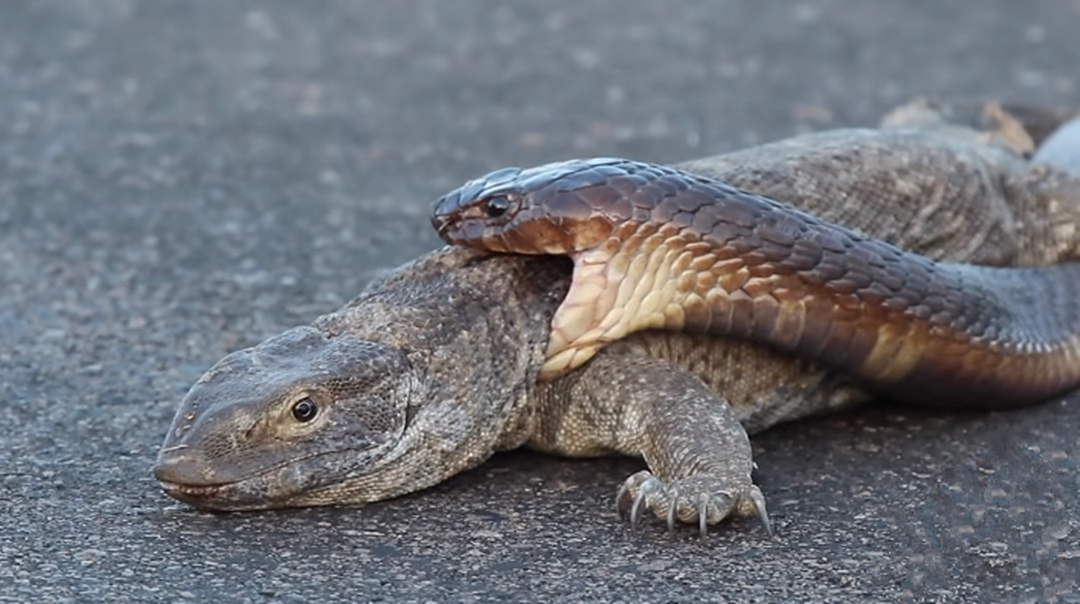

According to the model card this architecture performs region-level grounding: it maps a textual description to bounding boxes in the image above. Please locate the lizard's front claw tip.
[614,469,769,538]
[748,485,772,536]
[616,471,663,533]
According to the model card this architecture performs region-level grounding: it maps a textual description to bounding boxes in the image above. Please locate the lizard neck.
[314,246,573,463]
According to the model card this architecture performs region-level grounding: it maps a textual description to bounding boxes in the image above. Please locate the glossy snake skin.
[431,157,1080,408]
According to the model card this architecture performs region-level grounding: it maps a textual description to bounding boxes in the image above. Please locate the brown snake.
[430,158,1080,408]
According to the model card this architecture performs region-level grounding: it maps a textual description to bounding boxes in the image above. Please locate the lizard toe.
[615,470,770,536]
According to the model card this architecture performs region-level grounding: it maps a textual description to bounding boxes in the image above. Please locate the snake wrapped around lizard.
[155,100,1080,535]
[431,102,1080,408]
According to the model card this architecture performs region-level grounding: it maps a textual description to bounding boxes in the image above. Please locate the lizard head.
[153,325,427,510]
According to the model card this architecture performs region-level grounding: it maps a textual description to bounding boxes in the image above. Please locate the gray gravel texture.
[2,1,1079,602]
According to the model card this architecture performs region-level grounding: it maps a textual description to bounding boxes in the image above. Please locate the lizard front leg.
[529,342,770,536]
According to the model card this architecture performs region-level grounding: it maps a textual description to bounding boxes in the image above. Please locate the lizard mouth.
[153,445,386,511]
[156,478,293,512]
[155,476,360,512]
[152,447,292,511]
[156,479,235,508]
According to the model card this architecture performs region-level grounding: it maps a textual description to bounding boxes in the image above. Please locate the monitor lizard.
[154,99,1080,535]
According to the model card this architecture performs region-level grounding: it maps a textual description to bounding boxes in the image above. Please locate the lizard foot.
[615,470,771,537]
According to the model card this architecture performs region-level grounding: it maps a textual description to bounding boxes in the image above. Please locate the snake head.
[430,166,525,245]
[430,157,630,255]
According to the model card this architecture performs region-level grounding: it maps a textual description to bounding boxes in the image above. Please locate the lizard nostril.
[153,449,207,486]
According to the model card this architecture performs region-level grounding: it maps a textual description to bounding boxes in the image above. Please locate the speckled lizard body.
[154,100,1080,533]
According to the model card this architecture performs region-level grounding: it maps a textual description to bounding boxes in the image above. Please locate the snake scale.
[431,150,1080,408]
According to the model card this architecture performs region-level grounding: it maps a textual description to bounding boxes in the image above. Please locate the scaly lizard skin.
[154,100,1080,534]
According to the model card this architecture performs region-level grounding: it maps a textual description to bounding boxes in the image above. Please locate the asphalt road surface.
[2,1,1080,602]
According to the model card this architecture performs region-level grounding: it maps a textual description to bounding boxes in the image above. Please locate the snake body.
[431,158,1080,407]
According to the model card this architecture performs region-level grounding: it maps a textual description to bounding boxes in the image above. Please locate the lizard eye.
[291,398,318,422]
[484,195,512,218]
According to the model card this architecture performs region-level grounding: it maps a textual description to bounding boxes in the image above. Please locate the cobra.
[431,157,1080,407]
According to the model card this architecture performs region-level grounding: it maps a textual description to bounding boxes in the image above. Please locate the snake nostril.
[431,210,455,235]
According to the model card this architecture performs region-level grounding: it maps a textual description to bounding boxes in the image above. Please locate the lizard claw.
[666,486,679,534]
[630,486,647,532]
[617,473,662,532]
[748,483,771,535]
[615,469,771,536]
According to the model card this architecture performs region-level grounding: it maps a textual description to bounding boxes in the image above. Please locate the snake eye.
[484,196,512,218]
[291,398,318,422]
